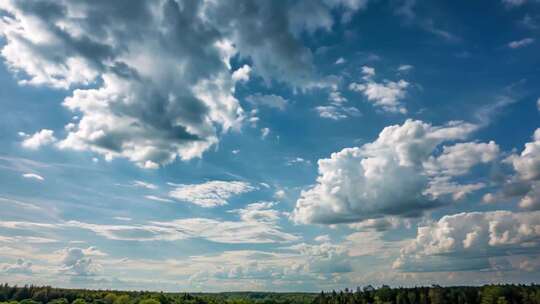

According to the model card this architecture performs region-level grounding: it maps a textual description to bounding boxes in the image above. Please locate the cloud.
[397,64,413,72]
[288,242,352,274]
[485,128,540,210]
[292,119,480,224]
[394,210,540,272]
[21,129,57,150]
[1,0,363,168]
[230,201,281,223]
[144,195,174,203]
[508,38,535,49]
[349,66,409,113]
[168,180,255,207]
[315,235,331,242]
[2,258,32,274]
[148,217,298,244]
[502,0,528,7]
[348,217,401,232]
[316,91,361,120]
[246,94,288,110]
[335,57,346,64]
[231,64,251,83]
[59,247,103,276]
[507,129,540,181]
[424,141,499,177]
[132,180,158,190]
[261,128,271,139]
[537,98,540,112]
[1,212,298,244]
[22,173,44,181]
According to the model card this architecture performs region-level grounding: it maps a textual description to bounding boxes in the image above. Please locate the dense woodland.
[0,284,539,304]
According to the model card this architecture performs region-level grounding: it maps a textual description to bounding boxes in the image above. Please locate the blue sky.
[0,0,539,292]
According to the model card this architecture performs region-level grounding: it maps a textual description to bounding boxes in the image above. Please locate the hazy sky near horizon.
[0,0,540,292]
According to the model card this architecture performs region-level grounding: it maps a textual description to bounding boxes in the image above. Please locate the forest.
[0,284,539,304]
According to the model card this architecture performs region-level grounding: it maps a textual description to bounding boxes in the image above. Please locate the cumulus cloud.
[349,66,409,113]
[168,180,254,207]
[506,129,540,181]
[59,247,103,276]
[2,258,32,274]
[292,119,482,224]
[20,129,57,150]
[231,64,251,83]
[1,0,364,168]
[508,37,535,49]
[394,210,540,272]
[246,94,288,110]
[22,173,44,181]
[485,129,540,210]
[424,141,499,176]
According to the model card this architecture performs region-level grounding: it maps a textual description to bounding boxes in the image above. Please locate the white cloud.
[2,213,298,244]
[261,128,271,139]
[292,119,479,224]
[316,91,360,120]
[21,129,57,150]
[274,189,286,200]
[132,180,158,190]
[508,37,535,49]
[316,105,361,120]
[348,217,400,231]
[230,201,281,223]
[22,173,44,181]
[286,157,312,166]
[246,94,288,110]
[506,129,540,181]
[335,57,346,64]
[59,247,103,276]
[231,64,251,83]
[361,66,376,79]
[288,242,352,274]
[483,129,540,210]
[2,0,360,168]
[537,98,540,112]
[394,210,540,272]
[2,258,32,274]
[397,64,413,72]
[518,182,540,210]
[424,176,485,201]
[424,141,499,176]
[145,195,174,203]
[315,234,331,242]
[349,67,409,113]
[168,181,255,207]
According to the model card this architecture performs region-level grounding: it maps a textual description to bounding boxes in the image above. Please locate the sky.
[0,0,539,292]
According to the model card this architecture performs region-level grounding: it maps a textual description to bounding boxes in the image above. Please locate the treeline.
[0,284,312,304]
[0,283,539,304]
[313,285,540,304]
